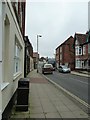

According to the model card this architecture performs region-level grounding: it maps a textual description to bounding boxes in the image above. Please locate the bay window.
[75,46,82,55]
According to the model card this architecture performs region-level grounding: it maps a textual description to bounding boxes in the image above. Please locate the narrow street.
[0,1,90,119]
[10,70,89,119]
[43,70,88,104]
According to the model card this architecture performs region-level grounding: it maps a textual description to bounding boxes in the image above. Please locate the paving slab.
[56,105,71,112]
[72,110,88,118]
[10,69,89,119]
[45,112,61,118]
[30,106,43,114]
[30,113,45,118]
[60,111,76,118]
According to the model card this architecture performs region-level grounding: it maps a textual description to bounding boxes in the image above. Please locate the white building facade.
[88,1,90,30]
[0,1,25,119]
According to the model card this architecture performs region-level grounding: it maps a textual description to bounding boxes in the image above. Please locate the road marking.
[42,74,90,109]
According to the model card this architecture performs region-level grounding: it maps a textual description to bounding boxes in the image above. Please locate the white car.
[42,64,53,74]
[58,65,71,73]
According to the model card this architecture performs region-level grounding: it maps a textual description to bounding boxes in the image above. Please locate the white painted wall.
[0,2,2,62]
[0,2,2,120]
[88,1,90,30]
[1,1,25,116]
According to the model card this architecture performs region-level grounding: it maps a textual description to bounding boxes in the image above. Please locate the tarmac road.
[43,71,89,104]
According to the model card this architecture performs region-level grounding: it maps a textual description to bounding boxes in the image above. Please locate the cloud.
[26,0,89,3]
[25,1,88,57]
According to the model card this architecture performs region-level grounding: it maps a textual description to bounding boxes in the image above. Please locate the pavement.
[71,71,90,77]
[10,69,89,119]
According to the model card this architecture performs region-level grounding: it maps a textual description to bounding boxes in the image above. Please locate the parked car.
[52,67,56,71]
[42,64,53,74]
[58,65,71,73]
[48,59,56,71]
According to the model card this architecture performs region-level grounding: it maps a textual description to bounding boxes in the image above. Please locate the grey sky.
[25,1,88,58]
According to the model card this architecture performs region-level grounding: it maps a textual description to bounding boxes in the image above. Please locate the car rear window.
[44,64,53,68]
[62,66,68,69]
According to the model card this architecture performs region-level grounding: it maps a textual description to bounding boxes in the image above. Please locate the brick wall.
[56,36,75,70]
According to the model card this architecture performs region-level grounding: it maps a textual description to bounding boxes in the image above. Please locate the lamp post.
[37,35,42,73]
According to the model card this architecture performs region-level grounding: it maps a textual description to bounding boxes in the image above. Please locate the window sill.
[76,54,82,56]
[13,72,22,81]
[1,82,9,91]
[75,67,82,69]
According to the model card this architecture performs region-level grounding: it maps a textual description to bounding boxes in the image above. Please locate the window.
[76,59,82,68]
[83,46,86,55]
[76,59,79,68]
[14,37,22,75]
[88,44,90,53]
[75,47,78,55]
[79,46,82,55]
[75,46,82,55]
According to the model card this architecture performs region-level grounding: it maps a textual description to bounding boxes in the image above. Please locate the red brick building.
[33,52,39,69]
[74,33,88,70]
[56,36,75,70]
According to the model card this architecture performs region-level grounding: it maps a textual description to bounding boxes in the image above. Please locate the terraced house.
[0,1,26,119]
[74,33,88,70]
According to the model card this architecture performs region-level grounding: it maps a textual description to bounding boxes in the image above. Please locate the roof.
[74,33,88,45]
[56,36,73,50]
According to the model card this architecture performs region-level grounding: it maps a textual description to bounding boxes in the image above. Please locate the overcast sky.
[25,0,89,58]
